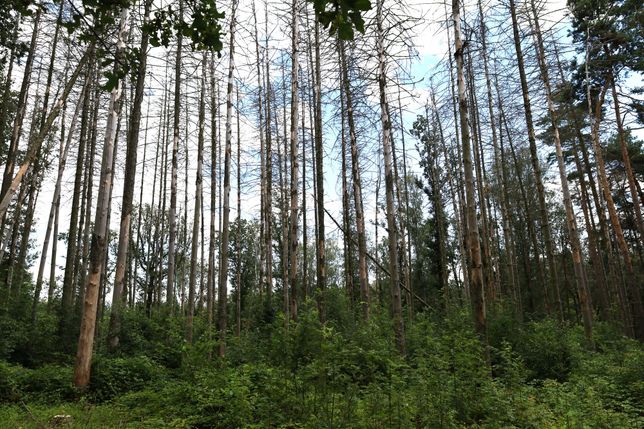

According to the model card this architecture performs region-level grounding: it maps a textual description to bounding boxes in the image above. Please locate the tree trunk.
[339,40,369,319]
[529,2,592,344]
[73,9,129,389]
[508,0,562,320]
[0,48,91,222]
[312,17,326,322]
[452,0,486,343]
[34,80,86,321]
[186,52,207,344]
[376,0,404,354]
[585,44,642,338]
[235,86,242,337]
[338,64,355,306]
[108,0,151,350]
[217,0,238,356]
[0,9,41,232]
[288,0,300,322]
[167,0,185,312]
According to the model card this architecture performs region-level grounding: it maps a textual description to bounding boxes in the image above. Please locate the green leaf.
[338,21,354,40]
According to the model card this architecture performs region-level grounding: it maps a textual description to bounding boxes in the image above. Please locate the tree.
[74,7,128,389]
[452,0,486,343]
[217,0,238,357]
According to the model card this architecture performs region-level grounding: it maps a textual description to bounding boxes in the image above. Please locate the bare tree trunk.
[508,0,562,321]
[218,0,238,357]
[339,41,369,319]
[0,17,19,191]
[263,6,274,300]
[76,84,100,317]
[186,53,207,344]
[453,0,486,343]
[108,0,151,350]
[252,2,267,300]
[235,86,242,337]
[0,9,41,233]
[466,55,495,304]
[44,2,67,308]
[207,56,218,341]
[311,15,326,321]
[477,0,518,310]
[167,0,185,312]
[34,80,86,320]
[397,88,415,313]
[288,0,300,322]
[585,42,641,338]
[528,2,592,343]
[0,48,91,222]
[74,9,129,389]
[59,66,94,333]
[276,76,289,323]
[376,0,404,354]
[530,0,593,344]
[338,67,355,306]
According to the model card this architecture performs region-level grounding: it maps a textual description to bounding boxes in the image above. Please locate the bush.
[0,361,26,403]
[0,362,75,404]
[513,319,576,381]
[90,355,165,401]
[20,364,76,403]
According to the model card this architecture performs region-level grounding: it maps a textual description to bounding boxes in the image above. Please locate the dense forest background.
[0,0,642,427]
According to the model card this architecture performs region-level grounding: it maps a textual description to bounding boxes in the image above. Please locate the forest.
[0,0,642,427]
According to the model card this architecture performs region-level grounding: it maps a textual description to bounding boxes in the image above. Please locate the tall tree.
[528,1,593,343]
[186,52,207,344]
[339,40,369,318]
[217,0,238,357]
[167,0,185,312]
[452,0,486,342]
[508,0,562,319]
[376,0,404,354]
[74,7,129,389]
[108,0,152,349]
[288,0,300,322]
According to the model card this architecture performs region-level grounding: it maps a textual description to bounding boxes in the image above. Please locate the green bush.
[514,319,576,381]
[0,361,26,403]
[0,362,75,404]
[90,355,165,401]
[19,364,76,403]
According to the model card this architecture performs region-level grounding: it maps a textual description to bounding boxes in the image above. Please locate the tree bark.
[339,40,369,319]
[74,9,129,389]
[108,0,151,350]
[218,0,238,356]
[288,0,300,322]
[453,0,486,343]
[529,2,592,343]
[508,0,562,320]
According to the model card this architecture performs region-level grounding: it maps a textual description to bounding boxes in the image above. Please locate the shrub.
[90,355,165,401]
[19,364,76,403]
[514,319,576,381]
[0,361,26,403]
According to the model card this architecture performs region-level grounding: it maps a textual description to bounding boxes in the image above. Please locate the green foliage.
[114,309,184,368]
[1,306,643,427]
[0,362,75,404]
[0,361,26,403]
[312,0,371,40]
[89,356,165,402]
[517,320,577,381]
[19,364,77,403]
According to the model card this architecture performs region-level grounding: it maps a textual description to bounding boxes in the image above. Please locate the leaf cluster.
[311,0,372,40]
